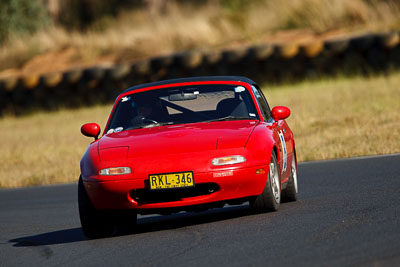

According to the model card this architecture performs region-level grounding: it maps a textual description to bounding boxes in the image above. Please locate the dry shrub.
[274,0,400,32]
[1,0,400,76]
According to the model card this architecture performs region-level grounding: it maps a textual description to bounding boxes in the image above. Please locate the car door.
[276,119,292,179]
[251,85,291,179]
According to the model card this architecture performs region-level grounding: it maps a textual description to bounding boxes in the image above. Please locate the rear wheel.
[78,176,114,239]
[282,154,298,202]
[250,151,280,212]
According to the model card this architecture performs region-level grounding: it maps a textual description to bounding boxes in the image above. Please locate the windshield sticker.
[235,86,246,93]
[121,96,130,102]
[249,113,256,117]
[114,127,123,132]
[107,129,114,134]
[193,91,199,95]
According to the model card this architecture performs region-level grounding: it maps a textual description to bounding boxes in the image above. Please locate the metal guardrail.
[1,32,399,115]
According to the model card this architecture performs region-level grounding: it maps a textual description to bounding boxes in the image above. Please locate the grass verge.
[0,106,111,188]
[0,73,399,188]
[266,73,400,161]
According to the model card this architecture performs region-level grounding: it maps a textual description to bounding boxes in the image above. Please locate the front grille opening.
[130,183,219,204]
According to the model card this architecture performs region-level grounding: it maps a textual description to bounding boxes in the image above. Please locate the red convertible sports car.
[79,76,298,238]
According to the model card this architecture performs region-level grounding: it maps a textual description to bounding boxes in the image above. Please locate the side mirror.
[271,106,291,121]
[81,123,101,140]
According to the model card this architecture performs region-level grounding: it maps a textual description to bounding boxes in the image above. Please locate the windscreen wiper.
[204,116,254,122]
[141,121,177,128]
[124,122,175,130]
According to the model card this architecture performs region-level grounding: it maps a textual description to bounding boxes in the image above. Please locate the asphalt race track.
[1,154,399,266]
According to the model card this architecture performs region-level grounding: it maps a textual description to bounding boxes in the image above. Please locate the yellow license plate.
[149,171,194,190]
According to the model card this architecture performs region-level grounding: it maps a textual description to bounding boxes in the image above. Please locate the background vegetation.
[1,0,400,78]
[0,0,49,44]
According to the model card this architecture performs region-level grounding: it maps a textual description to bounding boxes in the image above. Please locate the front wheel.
[114,211,138,235]
[250,151,281,212]
[78,176,114,239]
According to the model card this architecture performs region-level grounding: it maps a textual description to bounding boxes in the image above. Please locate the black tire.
[282,153,298,202]
[114,210,138,235]
[78,176,114,239]
[250,151,281,212]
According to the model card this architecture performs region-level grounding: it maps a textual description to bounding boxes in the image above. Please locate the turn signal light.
[256,168,265,175]
[212,155,246,166]
[99,167,131,175]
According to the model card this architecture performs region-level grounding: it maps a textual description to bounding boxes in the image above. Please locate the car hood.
[98,120,258,159]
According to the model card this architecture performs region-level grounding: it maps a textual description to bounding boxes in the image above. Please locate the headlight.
[99,167,131,175]
[212,155,246,166]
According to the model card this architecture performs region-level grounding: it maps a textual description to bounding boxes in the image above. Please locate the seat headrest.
[216,98,248,117]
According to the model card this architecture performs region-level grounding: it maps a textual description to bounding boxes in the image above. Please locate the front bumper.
[83,164,269,211]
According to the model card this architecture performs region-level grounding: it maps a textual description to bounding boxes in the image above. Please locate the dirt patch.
[0,28,358,80]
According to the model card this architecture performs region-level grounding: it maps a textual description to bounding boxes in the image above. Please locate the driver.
[132,103,153,125]
[131,94,160,127]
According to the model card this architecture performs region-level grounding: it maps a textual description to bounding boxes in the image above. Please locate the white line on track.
[298,153,400,165]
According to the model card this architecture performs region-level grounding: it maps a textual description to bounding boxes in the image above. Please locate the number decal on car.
[278,130,287,172]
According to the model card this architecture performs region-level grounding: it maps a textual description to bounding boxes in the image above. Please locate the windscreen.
[106,84,259,133]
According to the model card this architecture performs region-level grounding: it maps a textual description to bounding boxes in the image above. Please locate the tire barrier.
[300,41,324,58]
[1,31,400,115]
